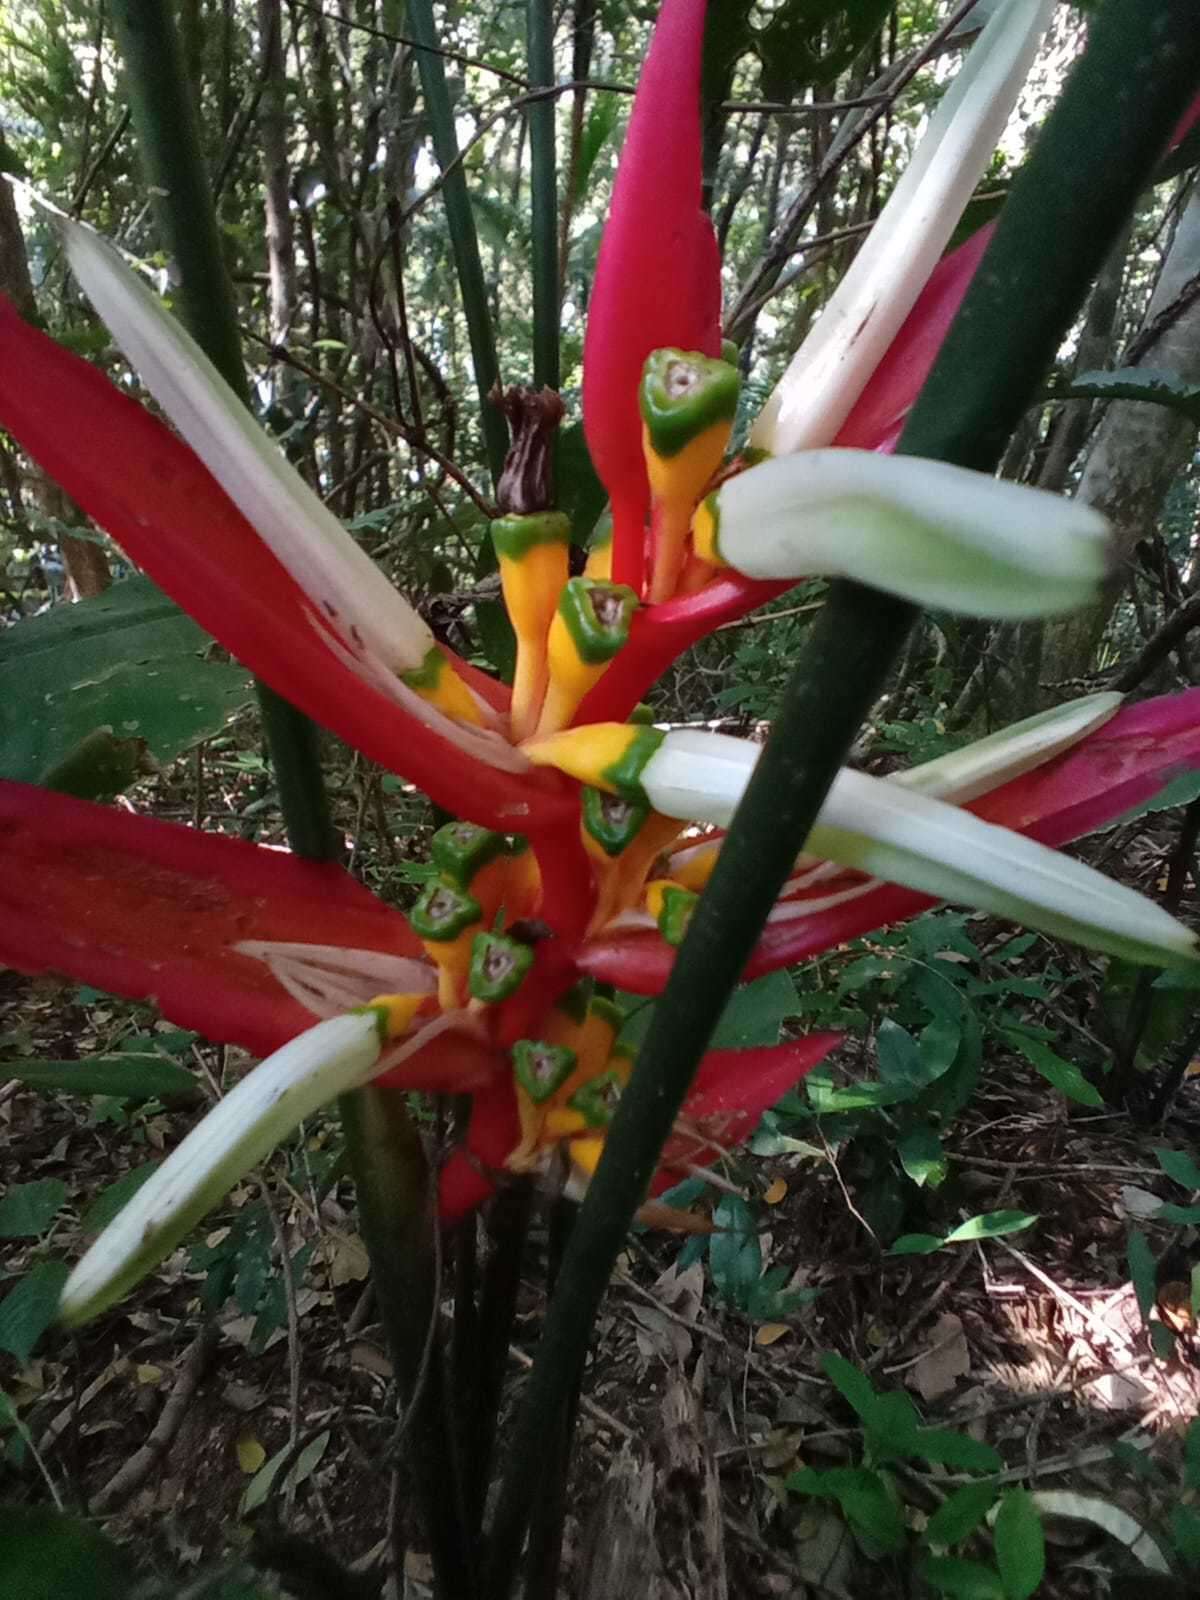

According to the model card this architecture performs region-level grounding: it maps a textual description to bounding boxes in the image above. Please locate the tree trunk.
[1040,180,1200,690]
[257,0,296,351]
[0,153,111,600]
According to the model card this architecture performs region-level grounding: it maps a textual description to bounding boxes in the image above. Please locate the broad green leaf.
[81,1164,158,1234]
[0,1179,67,1239]
[0,1262,70,1363]
[821,1351,879,1423]
[0,1507,134,1600]
[876,1019,923,1087]
[888,1233,946,1256]
[1115,767,1200,826]
[1154,1202,1200,1224]
[786,1465,906,1552]
[994,1488,1044,1599]
[911,1427,1002,1473]
[1126,1228,1157,1321]
[710,1194,762,1309]
[1172,1502,1200,1565]
[921,1555,1005,1599]
[1009,1036,1104,1107]
[943,1211,1037,1244]
[0,577,252,798]
[925,1482,999,1547]
[866,1390,921,1459]
[1154,1147,1200,1191]
[4,1054,199,1101]
[1184,1417,1200,1491]
[898,1124,948,1189]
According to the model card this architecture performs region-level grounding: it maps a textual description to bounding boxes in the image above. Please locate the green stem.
[405,0,509,487]
[109,0,333,862]
[483,4,1200,1593]
[340,1088,476,1600]
[526,0,559,390]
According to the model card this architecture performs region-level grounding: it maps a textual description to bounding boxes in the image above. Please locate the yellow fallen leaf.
[329,1232,370,1286]
[135,1363,164,1386]
[205,1226,231,1249]
[764,1178,788,1206]
[756,1322,790,1347]
[236,1433,266,1474]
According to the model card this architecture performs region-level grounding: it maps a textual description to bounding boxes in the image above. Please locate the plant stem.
[340,1088,476,1600]
[109,0,333,861]
[526,0,559,390]
[405,0,509,487]
[483,4,1200,1592]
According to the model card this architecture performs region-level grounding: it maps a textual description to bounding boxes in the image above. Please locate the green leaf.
[0,1262,69,1362]
[1154,1147,1200,1191]
[621,971,798,1055]
[4,1054,199,1100]
[924,1482,999,1547]
[921,1555,1006,1599]
[81,1164,158,1234]
[993,1488,1044,1600]
[786,1465,906,1552]
[240,1428,331,1515]
[1171,1502,1200,1565]
[0,1180,67,1239]
[0,577,252,799]
[876,1018,923,1087]
[710,1194,762,1309]
[943,1211,1037,1244]
[820,1351,879,1423]
[1009,1036,1104,1107]
[1126,1228,1157,1321]
[897,1124,948,1189]
[1114,767,1200,826]
[888,1232,946,1256]
[1153,1202,1200,1224]
[910,1427,1002,1473]
[1054,367,1200,423]
[1183,1417,1200,1491]
[866,1390,921,1459]
[0,1507,135,1599]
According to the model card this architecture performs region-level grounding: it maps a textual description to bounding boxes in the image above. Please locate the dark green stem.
[110,0,333,861]
[483,4,1200,1592]
[405,0,509,487]
[526,0,559,390]
[468,1179,535,1539]
[340,1088,476,1600]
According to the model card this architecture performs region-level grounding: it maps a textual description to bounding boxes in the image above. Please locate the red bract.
[0,298,570,836]
[581,0,720,592]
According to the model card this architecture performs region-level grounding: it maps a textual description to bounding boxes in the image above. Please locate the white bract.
[752,0,1055,454]
[704,450,1112,618]
[637,728,1200,970]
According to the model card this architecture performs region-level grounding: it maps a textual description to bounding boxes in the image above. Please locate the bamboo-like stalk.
[405,0,509,487]
[340,1088,476,1599]
[109,0,333,862]
[526,0,559,390]
[483,3,1200,1593]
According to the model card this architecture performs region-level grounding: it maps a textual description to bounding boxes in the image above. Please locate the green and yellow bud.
[491,511,572,740]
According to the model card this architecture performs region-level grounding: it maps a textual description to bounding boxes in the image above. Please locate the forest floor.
[2,750,1200,1599]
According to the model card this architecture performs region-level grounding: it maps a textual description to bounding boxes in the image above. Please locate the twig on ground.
[92,1323,217,1514]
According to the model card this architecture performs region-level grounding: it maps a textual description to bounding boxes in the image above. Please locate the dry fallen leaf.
[756,1322,790,1347]
[236,1433,266,1474]
[328,1231,370,1286]
[907,1311,970,1401]
[764,1178,788,1206]
[135,1363,164,1386]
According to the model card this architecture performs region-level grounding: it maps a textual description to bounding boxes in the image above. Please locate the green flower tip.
[582,785,651,856]
[410,880,482,941]
[468,931,535,1002]
[431,819,507,886]
[513,1039,578,1103]
[491,511,572,561]
[640,348,740,458]
[557,578,639,665]
[569,1069,623,1128]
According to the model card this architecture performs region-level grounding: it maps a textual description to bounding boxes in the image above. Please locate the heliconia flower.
[3,0,1200,1329]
